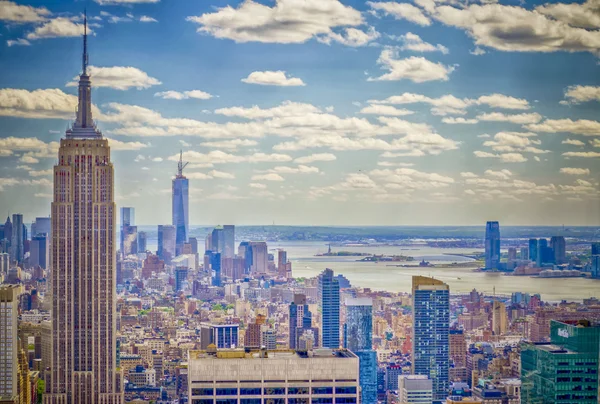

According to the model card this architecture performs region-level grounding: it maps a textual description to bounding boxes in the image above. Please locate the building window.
[335,387,357,395]
[312,387,333,395]
[240,388,261,395]
[289,399,310,404]
[335,399,357,404]
[240,400,261,404]
[263,387,285,395]
[192,388,215,396]
[311,399,333,404]
[288,387,309,395]
[216,388,238,396]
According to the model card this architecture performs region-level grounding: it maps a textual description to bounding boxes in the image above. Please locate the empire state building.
[45,16,123,404]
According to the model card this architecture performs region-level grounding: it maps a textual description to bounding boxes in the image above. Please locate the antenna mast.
[83,9,88,75]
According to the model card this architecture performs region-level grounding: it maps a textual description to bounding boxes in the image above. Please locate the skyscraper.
[344,298,377,404]
[137,231,147,253]
[537,238,548,266]
[319,268,340,349]
[550,236,566,264]
[412,276,449,403]
[492,300,507,335]
[222,225,235,259]
[157,224,176,263]
[484,221,500,270]
[528,238,537,262]
[0,285,21,403]
[30,234,48,269]
[249,241,268,274]
[344,298,373,351]
[45,19,123,403]
[10,213,24,265]
[31,216,51,237]
[120,207,137,255]
[289,294,316,349]
[172,151,189,255]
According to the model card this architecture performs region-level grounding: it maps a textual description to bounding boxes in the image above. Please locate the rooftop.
[189,348,357,361]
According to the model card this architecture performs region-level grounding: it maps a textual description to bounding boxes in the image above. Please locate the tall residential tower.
[45,17,123,403]
[412,276,450,404]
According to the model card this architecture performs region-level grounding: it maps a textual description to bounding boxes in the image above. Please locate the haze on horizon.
[0,0,599,226]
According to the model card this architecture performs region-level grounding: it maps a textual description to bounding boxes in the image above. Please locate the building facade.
[0,285,21,404]
[484,221,500,270]
[172,152,189,255]
[44,21,123,403]
[157,225,176,263]
[412,276,450,403]
[319,268,340,349]
[521,320,599,403]
[188,348,359,404]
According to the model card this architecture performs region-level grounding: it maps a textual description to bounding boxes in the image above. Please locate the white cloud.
[140,16,158,23]
[397,32,448,54]
[186,172,212,180]
[560,167,590,175]
[359,104,414,116]
[0,88,93,120]
[27,18,89,40]
[266,165,319,174]
[154,90,213,100]
[562,151,600,158]
[107,138,148,151]
[186,0,363,44]
[249,183,267,189]
[432,3,600,54]
[477,112,542,125]
[536,0,600,30]
[7,39,31,47]
[470,47,486,55]
[370,93,471,115]
[241,71,306,86]
[319,27,380,47]
[67,66,161,90]
[442,117,478,124]
[0,137,58,158]
[28,169,53,177]
[201,139,258,150]
[460,172,478,178]
[485,169,512,180]
[474,151,528,163]
[215,101,320,119]
[368,49,454,82]
[482,131,550,154]
[476,94,530,110]
[591,139,600,148]
[169,150,292,165]
[370,167,454,190]
[251,173,285,181]
[561,85,600,104]
[208,170,235,179]
[294,153,337,164]
[0,1,50,22]
[526,119,600,136]
[562,138,585,147]
[367,1,431,26]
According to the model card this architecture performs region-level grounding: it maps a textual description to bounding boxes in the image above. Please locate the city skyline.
[0,0,599,226]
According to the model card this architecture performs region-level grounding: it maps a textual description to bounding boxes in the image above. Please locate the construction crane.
[177,150,188,178]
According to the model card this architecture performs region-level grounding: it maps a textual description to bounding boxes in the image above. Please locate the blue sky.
[0,0,599,226]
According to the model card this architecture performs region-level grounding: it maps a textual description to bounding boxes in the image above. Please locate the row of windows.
[192,399,356,404]
[192,387,357,396]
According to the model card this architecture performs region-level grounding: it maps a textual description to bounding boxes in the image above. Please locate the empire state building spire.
[69,11,99,137]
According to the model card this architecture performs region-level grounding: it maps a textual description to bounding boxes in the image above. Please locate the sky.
[0,0,599,226]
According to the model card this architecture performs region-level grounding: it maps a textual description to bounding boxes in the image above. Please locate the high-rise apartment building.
[449,329,466,368]
[289,294,317,350]
[45,20,123,403]
[10,214,24,265]
[172,152,189,255]
[319,268,340,349]
[550,236,566,264]
[492,301,508,335]
[0,285,21,403]
[412,276,450,403]
[188,348,359,403]
[484,221,500,270]
[344,298,376,404]
[157,225,176,263]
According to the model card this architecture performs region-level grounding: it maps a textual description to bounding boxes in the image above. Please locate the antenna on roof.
[82,9,89,75]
